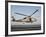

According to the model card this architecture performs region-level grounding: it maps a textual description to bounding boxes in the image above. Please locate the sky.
[11,5,41,20]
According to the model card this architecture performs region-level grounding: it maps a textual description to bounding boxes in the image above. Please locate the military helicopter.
[11,9,38,23]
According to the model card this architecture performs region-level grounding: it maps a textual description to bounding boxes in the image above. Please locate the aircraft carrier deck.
[11,24,41,31]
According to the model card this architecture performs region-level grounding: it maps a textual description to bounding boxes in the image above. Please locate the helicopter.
[11,9,38,23]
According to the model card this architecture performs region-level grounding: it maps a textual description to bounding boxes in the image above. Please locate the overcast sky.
[11,5,41,20]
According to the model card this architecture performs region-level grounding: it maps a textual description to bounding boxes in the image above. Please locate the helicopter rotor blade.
[14,9,38,17]
[15,12,28,16]
[30,9,38,16]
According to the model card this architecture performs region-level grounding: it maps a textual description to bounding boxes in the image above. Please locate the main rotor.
[14,9,38,17]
